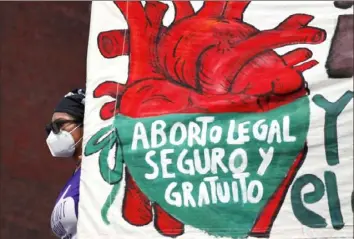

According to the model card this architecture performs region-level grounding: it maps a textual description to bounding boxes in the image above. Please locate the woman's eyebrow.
[52,118,72,123]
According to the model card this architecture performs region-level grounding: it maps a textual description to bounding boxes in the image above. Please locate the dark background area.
[0,2,91,238]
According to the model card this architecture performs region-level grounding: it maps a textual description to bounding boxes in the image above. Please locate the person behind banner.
[45,88,85,239]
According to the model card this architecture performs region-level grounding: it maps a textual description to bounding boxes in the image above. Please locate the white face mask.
[46,125,82,158]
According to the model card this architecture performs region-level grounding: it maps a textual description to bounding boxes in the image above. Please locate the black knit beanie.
[54,88,86,122]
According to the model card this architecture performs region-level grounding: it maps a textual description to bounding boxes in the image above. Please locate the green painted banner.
[85,96,310,238]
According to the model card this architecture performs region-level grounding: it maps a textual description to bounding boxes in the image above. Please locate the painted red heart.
[93,1,326,237]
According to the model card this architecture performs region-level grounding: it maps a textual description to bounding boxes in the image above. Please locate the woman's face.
[51,112,83,157]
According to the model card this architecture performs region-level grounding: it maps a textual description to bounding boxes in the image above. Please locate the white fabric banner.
[79,1,353,238]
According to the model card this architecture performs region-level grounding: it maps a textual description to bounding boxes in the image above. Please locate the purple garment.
[51,168,81,239]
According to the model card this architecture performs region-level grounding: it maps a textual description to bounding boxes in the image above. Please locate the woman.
[45,88,85,239]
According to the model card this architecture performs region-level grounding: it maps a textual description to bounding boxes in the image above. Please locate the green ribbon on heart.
[85,96,310,238]
[84,125,123,224]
